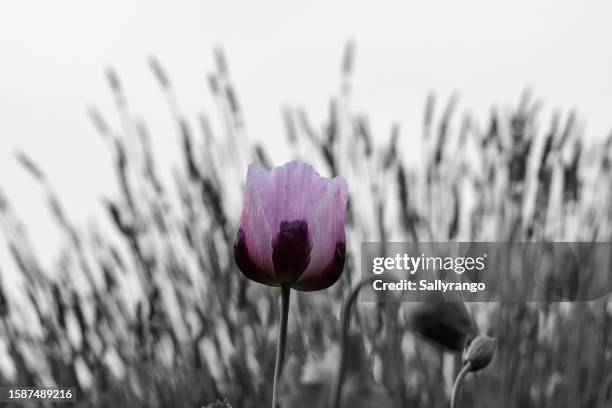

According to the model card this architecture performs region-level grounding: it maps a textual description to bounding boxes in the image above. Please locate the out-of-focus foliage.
[0,43,611,407]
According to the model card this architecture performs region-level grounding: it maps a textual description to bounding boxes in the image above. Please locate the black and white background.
[0,1,611,407]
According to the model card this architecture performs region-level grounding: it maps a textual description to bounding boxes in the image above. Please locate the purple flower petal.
[234,229,276,286]
[292,242,345,291]
[249,161,329,235]
[295,177,348,290]
[234,181,275,285]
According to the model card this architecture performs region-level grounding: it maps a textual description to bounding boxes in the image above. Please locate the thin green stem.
[271,284,291,408]
[451,361,472,408]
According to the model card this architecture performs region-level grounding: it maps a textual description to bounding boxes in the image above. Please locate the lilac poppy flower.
[234,161,348,291]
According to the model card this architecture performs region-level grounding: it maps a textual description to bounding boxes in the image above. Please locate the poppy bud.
[405,292,477,352]
[463,335,495,372]
[234,161,348,291]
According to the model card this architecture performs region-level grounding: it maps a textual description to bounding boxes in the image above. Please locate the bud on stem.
[463,335,495,372]
[451,335,496,408]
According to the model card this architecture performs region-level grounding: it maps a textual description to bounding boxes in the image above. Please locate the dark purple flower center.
[272,220,312,283]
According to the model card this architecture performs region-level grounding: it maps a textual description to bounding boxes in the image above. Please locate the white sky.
[0,0,611,274]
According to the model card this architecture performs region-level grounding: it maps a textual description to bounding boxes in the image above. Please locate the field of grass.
[0,45,611,407]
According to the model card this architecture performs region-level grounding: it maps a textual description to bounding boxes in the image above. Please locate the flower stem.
[451,361,472,408]
[271,283,291,408]
[330,276,378,408]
